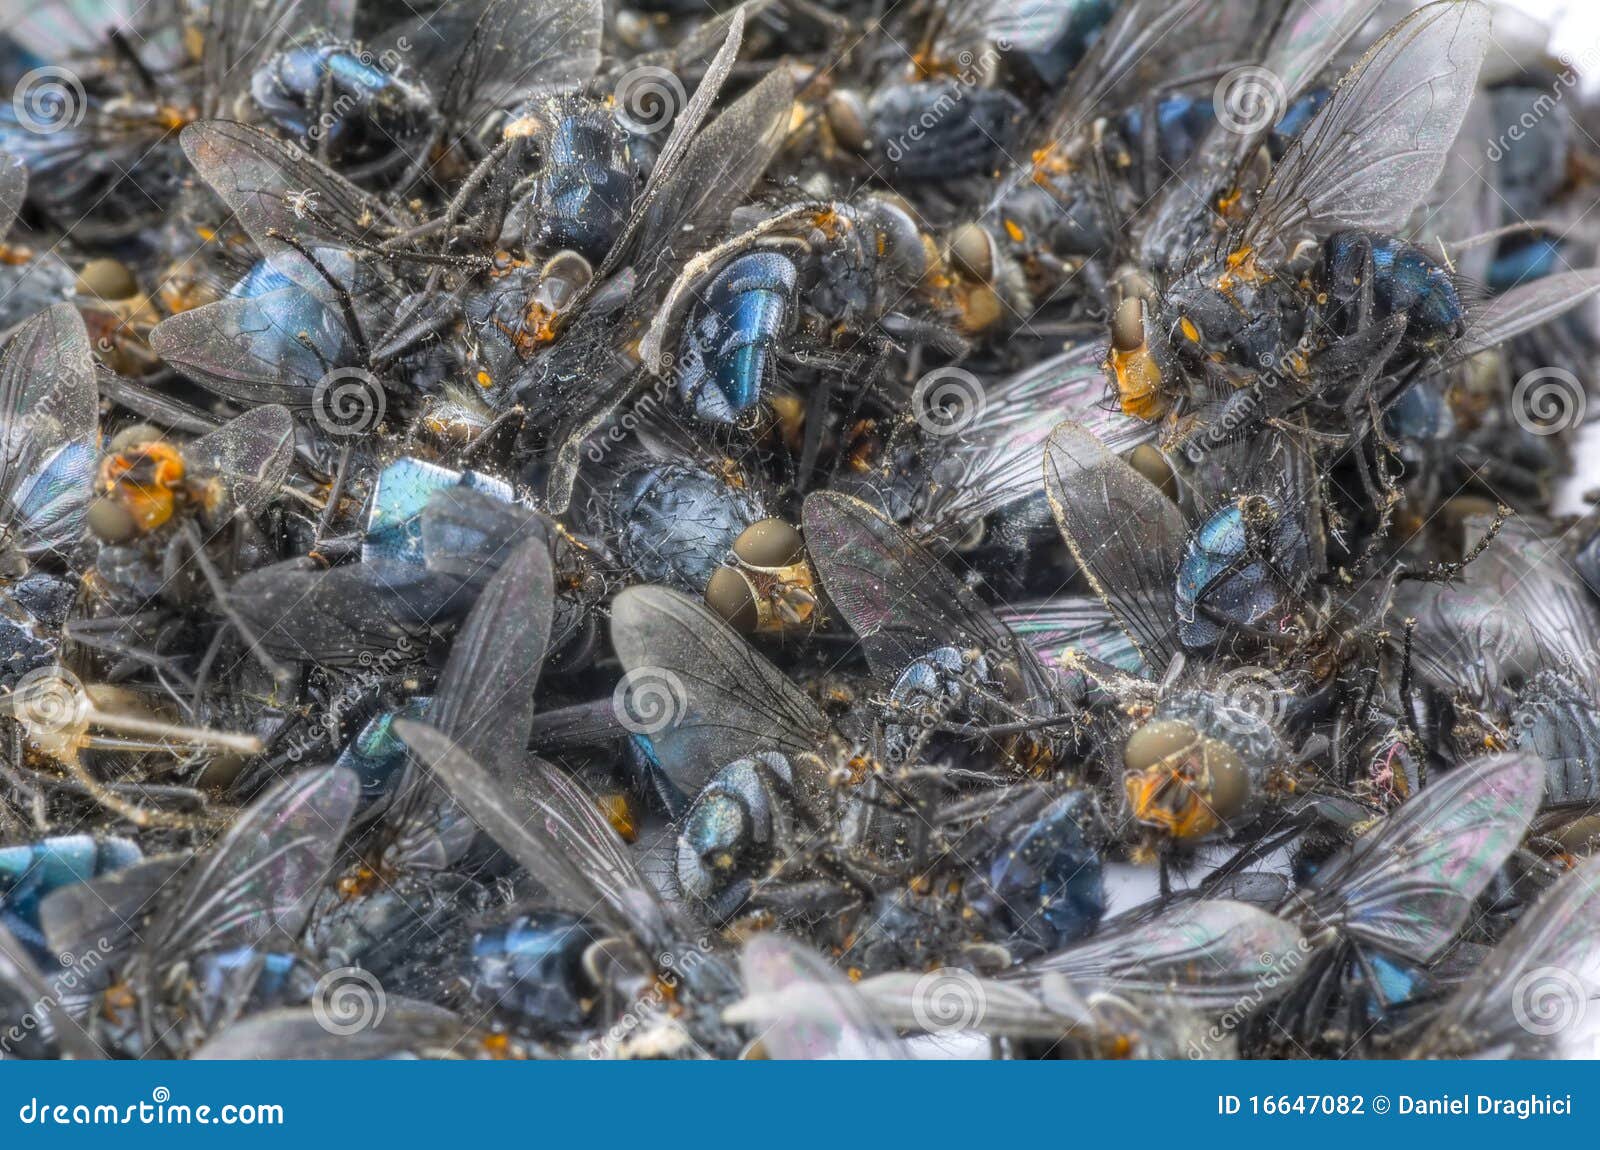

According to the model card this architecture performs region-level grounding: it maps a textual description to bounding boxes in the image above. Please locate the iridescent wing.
[1414,854,1600,1058]
[380,0,603,129]
[0,303,97,558]
[1042,420,1185,671]
[997,596,1147,678]
[395,718,671,953]
[178,120,405,313]
[1139,0,1381,265]
[189,405,297,519]
[1283,751,1544,962]
[1011,898,1306,1013]
[610,585,828,796]
[1240,1,1490,260]
[917,342,1152,542]
[803,491,1054,698]
[145,766,359,966]
[728,934,908,1059]
[150,287,359,407]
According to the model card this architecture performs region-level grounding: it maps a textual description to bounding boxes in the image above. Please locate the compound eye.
[1111,297,1145,352]
[108,423,163,452]
[947,223,995,284]
[825,90,870,153]
[87,496,138,543]
[732,518,805,568]
[705,566,759,634]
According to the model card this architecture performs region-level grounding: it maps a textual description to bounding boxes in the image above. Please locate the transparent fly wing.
[597,7,751,284]
[188,405,296,519]
[1138,0,1381,268]
[917,342,1151,541]
[150,287,358,406]
[629,69,794,298]
[609,586,828,794]
[146,766,359,966]
[179,120,404,311]
[429,535,553,774]
[1042,421,1184,671]
[997,596,1148,678]
[729,934,908,1059]
[394,719,668,952]
[0,303,97,558]
[1408,91,1497,283]
[1241,0,1490,259]
[1011,898,1306,1013]
[0,921,104,1059]
[1450,269,1600,362]
[199,0,351,115]
[230,558,476,666]
[1283,751,1543,962]
[39,855,188,982]
[1399,517,1600,704]
[193,1005,514,1059]
[382,0,602,129]
[1413,854,1600,1058]
[1057,0,1256,129]
[382,534,555,870]
[803,491,1049,694]
[0,152,25,239]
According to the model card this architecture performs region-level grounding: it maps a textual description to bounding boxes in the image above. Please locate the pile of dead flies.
[0,0,1598,1060]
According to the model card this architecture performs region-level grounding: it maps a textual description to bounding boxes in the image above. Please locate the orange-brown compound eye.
[705,566,760,633]
[732,518,806,569]
[1121,719,1249,839]
[1106,298,1166,421]
[96,441,187,535]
